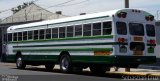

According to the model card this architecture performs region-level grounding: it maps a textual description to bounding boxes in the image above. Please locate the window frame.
[102,21,112,35]
[83,23,92,36]
[116,21,127,35]
[67,25,74,37]
[92,22,102,36]
[75,24,82,37]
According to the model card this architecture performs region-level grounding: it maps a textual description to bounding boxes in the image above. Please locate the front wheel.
[59,55,72,73]
[16,56,26,69]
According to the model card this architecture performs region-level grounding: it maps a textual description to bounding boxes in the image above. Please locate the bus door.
[128,22,145,56]
[116,21,128,55]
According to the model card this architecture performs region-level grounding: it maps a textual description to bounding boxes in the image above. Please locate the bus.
[6,9,156,74]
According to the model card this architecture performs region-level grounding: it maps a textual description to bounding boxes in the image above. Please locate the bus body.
[6,9,156,73]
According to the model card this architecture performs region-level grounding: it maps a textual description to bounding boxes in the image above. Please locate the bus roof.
[7,8,151,31]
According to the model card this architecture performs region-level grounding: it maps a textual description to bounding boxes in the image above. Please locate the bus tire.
[45,63,55,71]
[89,66,109,74]
[16,56,26,69]
[59,54,72,73]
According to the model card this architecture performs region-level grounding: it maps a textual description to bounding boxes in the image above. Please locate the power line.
[46,0,76,8]
[47,0,90,8]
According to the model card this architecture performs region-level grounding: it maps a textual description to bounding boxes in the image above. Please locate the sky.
[1,0,160,20]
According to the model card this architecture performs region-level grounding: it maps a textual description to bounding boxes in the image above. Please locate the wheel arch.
[15,51,22,62]
[58,51,70,63]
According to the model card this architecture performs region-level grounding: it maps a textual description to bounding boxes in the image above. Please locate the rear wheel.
[16,56,26,69]
[59,55,72,73]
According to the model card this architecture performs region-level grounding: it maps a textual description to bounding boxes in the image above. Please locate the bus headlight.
[119,45,127,53]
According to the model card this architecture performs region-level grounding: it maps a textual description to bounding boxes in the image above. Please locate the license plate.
[134,37,143,41]
[133,51,143,55]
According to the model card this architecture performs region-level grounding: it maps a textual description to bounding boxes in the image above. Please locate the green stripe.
[9,35,113,44]
[13,48,113,52]
[6,55,156,65]
[13,42,117,48]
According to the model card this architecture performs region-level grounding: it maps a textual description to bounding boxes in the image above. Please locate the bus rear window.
[146,24,155,37]
[116,22,127,35]
[129,23,144,36]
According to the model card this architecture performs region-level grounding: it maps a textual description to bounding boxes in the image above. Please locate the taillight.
[117,12,127,18]
[145,15,154,21]
[147,39,156,44]
[118,38,127,43]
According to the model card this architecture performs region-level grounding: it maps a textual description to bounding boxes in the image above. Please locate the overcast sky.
[1,0,160,20]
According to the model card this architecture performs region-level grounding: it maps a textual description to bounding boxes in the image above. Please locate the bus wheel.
[16,56,26,69]
[59,55,72,73]
[45,63,55,71]
[89,66,109,74]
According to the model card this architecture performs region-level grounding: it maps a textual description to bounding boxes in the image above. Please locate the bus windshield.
[146,24,155,37]
[129,23,144,36]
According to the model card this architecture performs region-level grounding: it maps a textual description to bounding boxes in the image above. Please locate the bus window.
[103,21,112,35]
[8,33,12,42]
[23,31,27,40]
[67,26,73,37]
[59,27,65,38]
[46,29,51,39]
[116,22,127,35]
[93,22,101,36]
[28,31,33,40]
[18,32,22,41]
[39,29,45,39]
[13,33,18,41]
[34,30,39,40]
[146,24,155,37]
[75,25,82,37]
[129,23,144,36]
[52,28,58,38]
[83,24,91,36]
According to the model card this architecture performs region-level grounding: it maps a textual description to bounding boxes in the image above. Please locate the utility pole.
[125,0,129,8]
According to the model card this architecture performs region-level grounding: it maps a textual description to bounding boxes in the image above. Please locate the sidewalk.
[1,63,160,76]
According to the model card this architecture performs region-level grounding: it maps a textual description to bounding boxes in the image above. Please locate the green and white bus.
[6,9,156,73]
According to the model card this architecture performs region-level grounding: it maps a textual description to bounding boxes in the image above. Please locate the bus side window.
[28,31,33,40]
[52,28,58,38]
[13,33,18,41]
[93,22,101,36]
[83,24,91,36]
[59,27,66,38]
[18,32,22,41]
[46,29,51,39]
[39,29,45,39]
[75,25,82,37]
[34,30,39,40]
[23,31,27,40]
[67,26,73,37]
[103,21,112,35]
[8,33,12,42]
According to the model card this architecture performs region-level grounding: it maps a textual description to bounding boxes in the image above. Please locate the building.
[0,3,68,61]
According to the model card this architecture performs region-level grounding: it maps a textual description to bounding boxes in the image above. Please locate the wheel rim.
[61,57,69,71]
[16,57,22,67]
